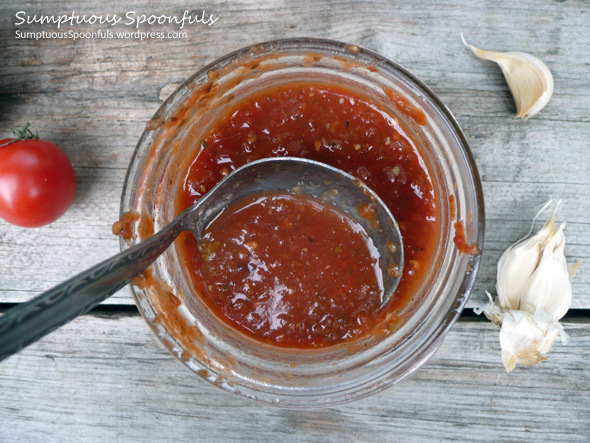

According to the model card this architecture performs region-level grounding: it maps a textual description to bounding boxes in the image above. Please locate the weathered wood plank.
[1,314,588,442]
[1,178,586,308]
[0,179,590,309]
[1,0,589,309]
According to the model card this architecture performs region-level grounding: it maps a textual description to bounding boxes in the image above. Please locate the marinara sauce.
[196,192,384,347]
[176,81,439,348]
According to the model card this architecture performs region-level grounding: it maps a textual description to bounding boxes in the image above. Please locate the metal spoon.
[0,157,403,361]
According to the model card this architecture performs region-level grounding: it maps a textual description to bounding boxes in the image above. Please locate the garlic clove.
[461,34,554,119]
[519,224,572,320]
[496,208,556,310]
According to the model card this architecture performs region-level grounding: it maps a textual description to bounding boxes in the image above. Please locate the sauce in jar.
[176,81,440,348]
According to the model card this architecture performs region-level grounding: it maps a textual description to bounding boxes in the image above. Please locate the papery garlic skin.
[478,204,580,372]
[499,309,561,373]
[461,35,554,119]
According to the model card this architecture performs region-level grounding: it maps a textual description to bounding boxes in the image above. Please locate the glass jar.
[120,38,484,407]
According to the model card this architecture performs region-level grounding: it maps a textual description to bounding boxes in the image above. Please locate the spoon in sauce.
[0,157,403,361]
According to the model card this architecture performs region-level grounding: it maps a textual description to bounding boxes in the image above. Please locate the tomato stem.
[12,121,39,140]
[0,122,39,150]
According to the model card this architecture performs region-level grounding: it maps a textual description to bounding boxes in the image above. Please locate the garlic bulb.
[477,203,581,372]
[461,34,554,119]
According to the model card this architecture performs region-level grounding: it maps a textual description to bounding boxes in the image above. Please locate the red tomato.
[0,137,76,227]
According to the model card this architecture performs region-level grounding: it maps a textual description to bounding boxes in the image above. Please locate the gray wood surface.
[1,0,589,440]
[1,314,589,442]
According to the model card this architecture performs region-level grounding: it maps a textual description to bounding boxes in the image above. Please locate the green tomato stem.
[0,122,39,149]
[12,121,38,140]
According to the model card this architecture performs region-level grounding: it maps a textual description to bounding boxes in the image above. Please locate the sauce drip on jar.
[176,81,440,348]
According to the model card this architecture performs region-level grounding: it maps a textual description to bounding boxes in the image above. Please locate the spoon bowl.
[182,157,404,307]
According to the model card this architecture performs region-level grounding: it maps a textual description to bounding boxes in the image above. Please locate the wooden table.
[1,0,589,440]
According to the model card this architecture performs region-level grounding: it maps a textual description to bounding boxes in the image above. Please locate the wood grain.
[1,314,588,442]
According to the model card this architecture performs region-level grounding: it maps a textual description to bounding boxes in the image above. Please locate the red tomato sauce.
[195,192,383,347]
[176,81,440,348]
